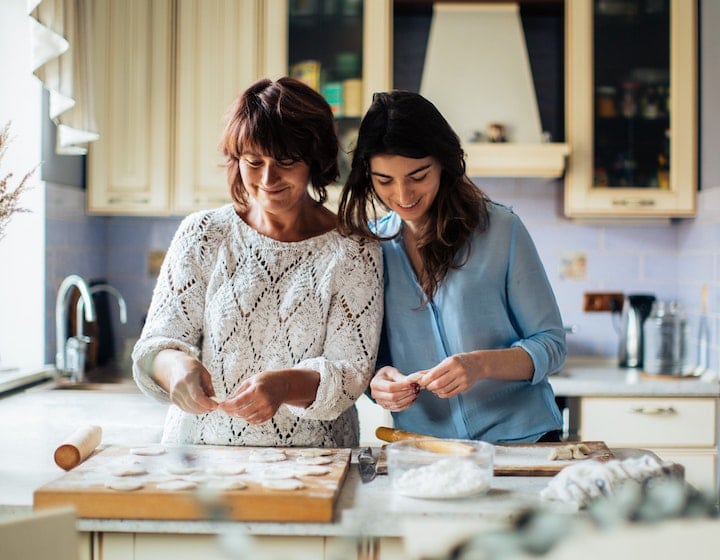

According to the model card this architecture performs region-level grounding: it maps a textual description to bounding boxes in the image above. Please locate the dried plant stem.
[0,122,35,240]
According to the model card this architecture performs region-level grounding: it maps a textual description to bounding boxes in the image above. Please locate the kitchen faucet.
[55,274,96,377]
[73,284,128,381]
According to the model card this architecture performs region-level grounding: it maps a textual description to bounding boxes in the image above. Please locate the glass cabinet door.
[564,0,696,218]
[261,0,391,193]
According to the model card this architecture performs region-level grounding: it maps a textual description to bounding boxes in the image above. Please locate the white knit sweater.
[132,205,383,447]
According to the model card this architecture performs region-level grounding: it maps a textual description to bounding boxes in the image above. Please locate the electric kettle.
[616,294,656,368]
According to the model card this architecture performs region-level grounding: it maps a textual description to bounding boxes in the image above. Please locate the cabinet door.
[564,0,697,218]
[88,0,173,215]
[173,0,262,214]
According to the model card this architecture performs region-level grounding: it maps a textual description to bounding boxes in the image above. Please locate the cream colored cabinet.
[579,397,718,491]
[88,0,174,214]
[89,0,262,215]
[564,0,697,218]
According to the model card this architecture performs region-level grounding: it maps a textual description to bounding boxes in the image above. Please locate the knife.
[358,447,377,483]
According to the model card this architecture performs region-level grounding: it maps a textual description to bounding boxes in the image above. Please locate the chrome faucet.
[71,283,127,382]
[75,284,128,338]
[55,274,96,376]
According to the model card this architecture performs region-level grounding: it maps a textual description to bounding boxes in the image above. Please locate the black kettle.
[615,294,656,368]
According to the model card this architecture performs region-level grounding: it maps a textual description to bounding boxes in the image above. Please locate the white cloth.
[133,205,384,447]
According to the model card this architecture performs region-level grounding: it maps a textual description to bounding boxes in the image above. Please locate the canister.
[642,300,690,375]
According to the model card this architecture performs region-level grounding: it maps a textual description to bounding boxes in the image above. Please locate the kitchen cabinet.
[88,0,390,216]
[564,0,697,218]
[579,397,717,491]
[89,0,263,216]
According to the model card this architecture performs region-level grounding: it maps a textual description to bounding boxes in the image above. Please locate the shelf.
[463,142,570,178]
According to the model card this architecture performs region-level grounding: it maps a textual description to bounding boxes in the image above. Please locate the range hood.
[420,3,569,178]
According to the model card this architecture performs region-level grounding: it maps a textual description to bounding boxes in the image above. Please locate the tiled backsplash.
[44,181,720,375]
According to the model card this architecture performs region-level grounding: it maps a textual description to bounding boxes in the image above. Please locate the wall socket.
[583,292,624,312]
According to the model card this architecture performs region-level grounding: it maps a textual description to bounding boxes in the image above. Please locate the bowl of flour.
[386,439,494,499]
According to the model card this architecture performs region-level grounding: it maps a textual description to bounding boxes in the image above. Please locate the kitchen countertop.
[549,358,719,398]
[0,378,677,539]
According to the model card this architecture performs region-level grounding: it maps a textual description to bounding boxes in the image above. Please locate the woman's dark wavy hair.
[338,90,489,302]
[219,77,340,206]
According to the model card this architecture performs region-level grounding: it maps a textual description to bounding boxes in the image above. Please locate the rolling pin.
[54,425,102,470]
[375,426,474,454]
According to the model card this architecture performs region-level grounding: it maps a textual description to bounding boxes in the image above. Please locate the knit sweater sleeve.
[131,211,215,402]
[285,236,384,421]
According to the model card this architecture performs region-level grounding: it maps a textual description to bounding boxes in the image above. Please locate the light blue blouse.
[374,202,566,443]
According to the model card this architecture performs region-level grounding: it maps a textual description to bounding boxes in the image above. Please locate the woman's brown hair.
[338,90,490,303]
[219,77,340,206]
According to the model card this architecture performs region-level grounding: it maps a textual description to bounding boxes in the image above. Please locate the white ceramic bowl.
[386,439,494,499]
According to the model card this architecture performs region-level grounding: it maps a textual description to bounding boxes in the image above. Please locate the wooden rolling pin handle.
[375,426,437,443]
[54,425,102,470]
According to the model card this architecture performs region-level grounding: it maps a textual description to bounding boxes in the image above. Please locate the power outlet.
[583,292,624,312]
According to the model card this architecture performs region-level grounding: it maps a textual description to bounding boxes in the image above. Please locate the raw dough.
[261,479,305,491]
[205,479,247,491]
[105,479,145,491]
[129,445,166,456]
[262,467,298,480]
[249,451,287,463]
[207,465,246,476]
[156,480,198,491]
[209,395,224,403]
[295,465,331,477]
[548,444,591,461]
[109,464,148,477]
[296,455,332,465]
[405,372,425,383]
[166,465,200,475]
[298,449,333,458]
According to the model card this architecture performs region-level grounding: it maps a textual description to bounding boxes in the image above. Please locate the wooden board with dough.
[493,441,614,476]
[33,445,351,522]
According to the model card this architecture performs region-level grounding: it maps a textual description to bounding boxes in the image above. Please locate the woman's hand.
[153,349,219,414]
[417,353,480,398]
[370,366,420,412]
[220,371,287,424]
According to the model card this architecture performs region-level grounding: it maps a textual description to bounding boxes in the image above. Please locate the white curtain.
[28,0,98,155]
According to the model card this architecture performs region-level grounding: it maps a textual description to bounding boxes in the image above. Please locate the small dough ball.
[548,446,574,461]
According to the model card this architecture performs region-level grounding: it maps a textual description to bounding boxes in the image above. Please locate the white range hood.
[419,3,569,178]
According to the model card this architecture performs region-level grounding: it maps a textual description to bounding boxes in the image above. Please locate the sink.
[46,379,140,392]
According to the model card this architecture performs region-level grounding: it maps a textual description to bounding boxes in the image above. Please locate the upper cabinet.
[89,0,265,216]
[88,0,390,215]
[564,0,697,218]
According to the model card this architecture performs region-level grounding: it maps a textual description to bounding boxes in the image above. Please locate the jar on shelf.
[596,86,617,118]
[620,81,639,118]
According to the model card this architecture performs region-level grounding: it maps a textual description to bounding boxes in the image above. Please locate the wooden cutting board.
[493,441,613,476]
[376,441,613,477]
[34,445,351,522]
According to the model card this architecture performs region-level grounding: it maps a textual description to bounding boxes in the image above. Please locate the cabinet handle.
[629,405,677,416]
[108,196,150,204]
[611,198,656,207]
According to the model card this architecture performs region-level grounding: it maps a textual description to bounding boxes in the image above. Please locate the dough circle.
[157,480,198,491]
[105,479,144,491]
[298,449,333,458]
[207,465,246,476]
[261,479,304,491]
[296,455,332,465]
[109,465,148,477]
[129,445,166,456]
[206,479,247,491]
[249,451,287,463]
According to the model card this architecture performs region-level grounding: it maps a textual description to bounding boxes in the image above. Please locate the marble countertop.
[549,358,719,398]
[0,381,663,538]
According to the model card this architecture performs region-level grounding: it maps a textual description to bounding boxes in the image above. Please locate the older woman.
[133,78,383,447]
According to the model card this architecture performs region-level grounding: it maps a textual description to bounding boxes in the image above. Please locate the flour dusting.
[393,457,492,499]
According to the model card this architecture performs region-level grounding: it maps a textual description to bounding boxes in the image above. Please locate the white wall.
[0,0,46,368]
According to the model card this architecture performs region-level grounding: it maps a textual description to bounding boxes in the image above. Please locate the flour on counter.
[393,457,492,499]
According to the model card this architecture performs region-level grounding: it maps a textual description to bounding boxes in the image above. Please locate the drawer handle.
[629,406,677,416]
